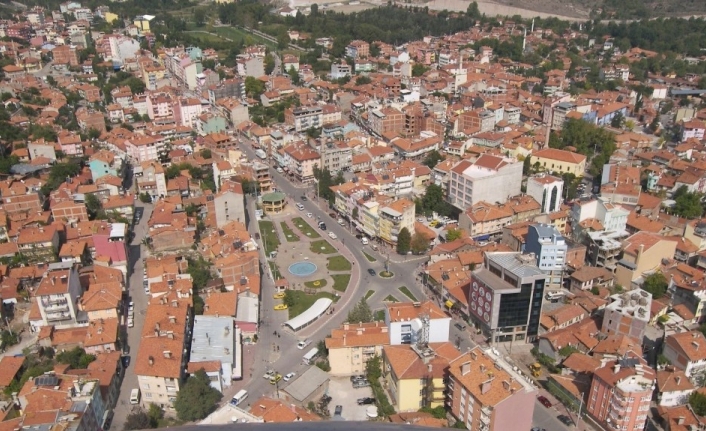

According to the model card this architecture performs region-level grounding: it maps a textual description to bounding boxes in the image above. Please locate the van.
[296,203,304,211]
[361,237,369,245]
[130,388,140,404]
[230,389,248,406]
[297,339,312,350]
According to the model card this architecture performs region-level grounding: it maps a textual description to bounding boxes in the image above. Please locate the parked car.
[121,355,130,368]
[283,372,296,382]
[334,405,343,416]
[328,232,337,239]
[350,375,366,382]
[263,370,275,379]
[297,340,312,350]
[300,196,308,201]
[537,396,552,408]
[357,397,375,405]
[353,380,370,388]
[557,415,573,426]
[306,212,313,218]
[367,268,376,276]
[454,322,467,331]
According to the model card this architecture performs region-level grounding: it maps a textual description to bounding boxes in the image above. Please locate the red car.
[537,396,552,408]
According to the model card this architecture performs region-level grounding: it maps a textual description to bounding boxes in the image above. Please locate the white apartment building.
[526,174,564,214]
[448,154,523,210]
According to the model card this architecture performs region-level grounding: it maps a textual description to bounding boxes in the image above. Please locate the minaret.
[531,19,535,33]
[523,28,527,52]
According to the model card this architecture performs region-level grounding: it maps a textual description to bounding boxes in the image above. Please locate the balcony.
[480,414,490,425]
[42,302,69,313]
[481,406,491,416]
[46,311,72,322]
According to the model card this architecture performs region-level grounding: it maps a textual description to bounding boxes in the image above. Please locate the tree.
[277,32,290,50]
[467,1,480,18]
[610,112,625,128]
[419,405,447,419]
[690,392,706,416]
[396,227,411,254]
[245,76,266,98]
[85,193,103,220]
[347,297,373,323]
[445,228,462,242]
[124,411,151,431]
[672,186,704,219]
[352,207,359,220]
[591,285,600,296]
[200,149,212,159]
[355,75,371,85]
[56,347,95,369]
[174,369,222,421]
[412,63,429,77]
[147,404,164,428]
[287,66,301,85]
[422,150,444,169]
[194,8,206,26]
[264,54,276,75]
[642,272,667,299]
[410,233,430,254]
[283,290,296,308]
[139,193,152,203]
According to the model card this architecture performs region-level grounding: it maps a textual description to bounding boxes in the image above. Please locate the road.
[112,202,154,427]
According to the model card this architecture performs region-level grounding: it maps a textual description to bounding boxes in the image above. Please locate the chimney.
[637,244,644,262]
[461,362,471,376]
[692,341,699,350]
[677,417,685,425]
[613,363,621,374]
[167,332,174,339]
[169,315,176,323]
[676,376,682,385]
[481,380,492,394]
[148,356,154,365]
[163,351,171,359]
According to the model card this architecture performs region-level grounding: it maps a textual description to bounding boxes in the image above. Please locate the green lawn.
[327,255,351,271]
[212,26,277,49]
[292,217,321,238]
[280,221,300,242]
[310,240,337,254]
[363,251,377,262]
[183,31,226,44]
[364,290,375,300]
[304,279,327,289]
[286,291,339,318]
[374,310,385,321]
[258,221,280,255]
[331,274,351,292]
[398,286,417,301]
[383,295,399,303]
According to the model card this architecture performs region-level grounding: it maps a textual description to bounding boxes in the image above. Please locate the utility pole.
[576,392,584,430]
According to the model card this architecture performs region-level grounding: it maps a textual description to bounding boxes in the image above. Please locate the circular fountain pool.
[288,261,318,277]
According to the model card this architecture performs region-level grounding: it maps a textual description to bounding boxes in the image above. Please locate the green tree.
[422,150,444,169]
[352,207,359,220]
[445,228,462,242]
[124,411,152,431]
[283,290,296,308]
[174,369,222,421]
[412,63,429,77]
[194,8,206,26]
[591,285,600,296]
[347,297,373,323]
[264,54,276,75]
[200,149,212,159]
[186,257,212,292]
[56,347,95,369]
[690,392,706,416]
[396,227,411,254]
[467,1,480,18]
[642,272,667,299]
[355,75,372,85]
[147,404,164,428]
[277,32,290,50]
[139,193,152,203]
[287,66,301,85]
[610,112,625,128]
[245,76,266,98]
[672,186,704,219]
[419,405,447,419]
[410,233,430,254]
[85,194,103,220]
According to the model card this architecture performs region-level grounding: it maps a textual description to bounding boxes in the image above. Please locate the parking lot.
[327,377,374,421]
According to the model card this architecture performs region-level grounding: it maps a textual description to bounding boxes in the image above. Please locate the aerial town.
[0,1,706,431]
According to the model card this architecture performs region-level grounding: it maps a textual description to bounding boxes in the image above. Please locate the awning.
[283,298,333,332]
[445,300,454,308]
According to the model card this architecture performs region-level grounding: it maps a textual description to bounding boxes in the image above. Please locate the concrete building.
[378,198,415,245]
[587,353,655,431]
[212,180,246,228]
[447,347,537,431]
[285,106,323,132]
[325,321,390,376]
[448,155,523,210]
[524,224,567,291]
[319,141,352,175]
[134,296,191,411]
[188,315,241,392]
[526,174,564,214]
[369,107,405,137]
[663,331,706,378]
[35,263,83,328]
[469,252,546,344]
[532,148,586,177]
[571,199,629,242]
[383,342,461,412]
[615,232,678,289]
[136,161,167,200]
[601,289,652,341]
[385,301,450,345]
[656,368,694,407]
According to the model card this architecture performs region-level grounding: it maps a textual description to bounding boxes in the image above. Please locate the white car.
[128,319,134,328]
[276,167,283,173]
[306,212,313,218]
[283,372,296,382]
[297,339,311,349]
[328,232,337,239]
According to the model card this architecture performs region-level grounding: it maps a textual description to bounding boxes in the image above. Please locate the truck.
[302,347,319,365]
[255,149,267,159]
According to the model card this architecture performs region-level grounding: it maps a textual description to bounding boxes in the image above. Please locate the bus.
[302,347,319,365]
[230,389,248,406]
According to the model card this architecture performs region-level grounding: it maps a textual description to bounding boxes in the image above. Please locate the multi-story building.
[17,225,60,261]
[345,40,370,59]
[208,78,245,105]
[125,135,165,163]
[173,98,203,128]
[586,230,628,271]
[378,198,415,245]
[330,62,352,79]
[211,180,246,228]
[51,199,89,224]
[319,141,352,175]
[526,174,564,214]
[285,106,323,132]
[459,109,496,134]
[135,296,191,411]
[188,315,240,391]
[459,202,513,241]
[2,186,43,215]
[385,301,450,345]
[383,342,461,412]
[615,232,677,289]
[571,198,629,242]
[448,155,523,210]
[587,352,655,431]
[283,144,320,184]
[469,252,546,344]
[532,148,587,177]
[447,347,537,431]
[52,44,79,66]
[524,224,567,290]
[165,52,202,90]
[236,56,264,78]
[601,289,652,340]
[136,161,168,200]
[369,107,405,137]
[35,263,83,328]
[326,321,390,376]
[662,331,706,378]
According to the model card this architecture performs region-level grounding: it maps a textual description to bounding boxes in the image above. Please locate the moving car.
[300,196,308,201]
[328,232,337,239]
[269,374,282,385]
[274,304,288,311]
[306,212,313,218]
[537,396,552,408]
[283,372,296,382]
[297,339,312,350]
[263,370,275,379]
[273,292,285,299]
[357,397,375,405]
[296,203,305,211]
[367,268,376,276]
[276,168,283,173]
